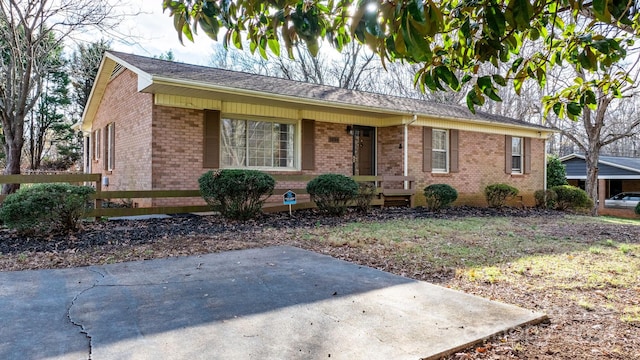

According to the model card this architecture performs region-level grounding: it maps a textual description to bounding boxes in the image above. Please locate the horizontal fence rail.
[0,173,416,218]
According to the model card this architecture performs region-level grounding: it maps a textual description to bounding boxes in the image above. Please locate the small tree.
[546,155,568,188]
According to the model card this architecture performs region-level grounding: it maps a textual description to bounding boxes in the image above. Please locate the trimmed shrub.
[635,202,640,216]
[423,184,458,211]
[199,169,275,220]
[534,189,558,209]
[0,183,95,235]
[355,182,376,213]
[484,183,519,208]
[551,185,593,210]
[306,174,359,216]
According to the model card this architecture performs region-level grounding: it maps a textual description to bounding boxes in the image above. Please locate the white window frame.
[106,123,115,171]
[220,117,298,171]
[511,136,523,174]
[432,129,449,173]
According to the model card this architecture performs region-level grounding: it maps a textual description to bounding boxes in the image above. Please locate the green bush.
[635,202,640,216]
[484,183,519,208]
[546,155,568,188]
[0,183,95,235]
[355,182,377,213]
[199,169,275,220]
[534,189,558,209]
[306,174,359,216]
[423,184,458,210]
[551,185,594,210]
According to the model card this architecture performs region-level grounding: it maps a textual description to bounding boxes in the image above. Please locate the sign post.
[283,190,296,216]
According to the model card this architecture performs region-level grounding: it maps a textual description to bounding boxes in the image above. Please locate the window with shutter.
[506,136,529,175]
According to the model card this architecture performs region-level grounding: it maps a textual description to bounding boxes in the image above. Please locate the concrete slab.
[0,247,547,360]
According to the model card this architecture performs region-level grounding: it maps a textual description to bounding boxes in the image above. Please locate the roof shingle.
[108,51,549,130]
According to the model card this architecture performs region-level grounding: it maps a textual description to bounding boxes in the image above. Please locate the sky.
[107,2,216,66]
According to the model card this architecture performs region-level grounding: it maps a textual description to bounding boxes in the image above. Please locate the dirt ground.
[1,207,639,359]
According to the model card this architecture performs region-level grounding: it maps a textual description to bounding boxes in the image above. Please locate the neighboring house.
[81,51,554,208]
[561,153,640,216]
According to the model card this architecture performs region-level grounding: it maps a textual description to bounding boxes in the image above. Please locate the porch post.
[403,115,417,189]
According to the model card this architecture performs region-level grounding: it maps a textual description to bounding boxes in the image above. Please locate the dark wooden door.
[353,126,375,176]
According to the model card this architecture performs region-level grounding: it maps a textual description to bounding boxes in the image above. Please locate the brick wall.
[377,126,404,177]
[151,106,208,207]
[94,88,546,209]
[91,69,153,206]
[402,127,545,207]
[312,122,352,175]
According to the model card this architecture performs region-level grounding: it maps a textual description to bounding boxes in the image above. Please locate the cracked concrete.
[0,246,547,359]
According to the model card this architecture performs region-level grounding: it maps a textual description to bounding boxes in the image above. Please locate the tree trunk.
[584,148,600,216]
[2,135,24,194]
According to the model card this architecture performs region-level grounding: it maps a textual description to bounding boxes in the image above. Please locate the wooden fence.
[0,173,416,218]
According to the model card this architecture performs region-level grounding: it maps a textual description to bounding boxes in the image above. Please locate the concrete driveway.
[0,246,547,359]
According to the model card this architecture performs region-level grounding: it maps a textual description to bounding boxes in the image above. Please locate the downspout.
[543,137,548,190]
[404,114,418,189]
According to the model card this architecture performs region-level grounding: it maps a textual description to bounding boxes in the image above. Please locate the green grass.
[301,214,640,325]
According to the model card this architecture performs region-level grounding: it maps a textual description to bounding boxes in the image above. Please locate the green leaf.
[592,0,611,22]
[567,102,582,116]
[407,0,426,23]
[435,66,459,91]
[492,74,507,86]
[477,75,492,90]
[511,57,524,72]
[267,38,280,57]
[232,29,242,49]
[485,5,506,37]
[552,102,563,116]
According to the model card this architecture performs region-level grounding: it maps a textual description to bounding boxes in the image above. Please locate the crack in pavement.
[66,267,106,360]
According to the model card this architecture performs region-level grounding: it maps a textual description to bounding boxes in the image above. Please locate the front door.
[352,126,375,176]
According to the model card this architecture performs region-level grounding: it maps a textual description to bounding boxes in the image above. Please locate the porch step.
[382,195,412,207]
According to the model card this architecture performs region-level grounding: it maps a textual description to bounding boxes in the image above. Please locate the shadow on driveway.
[0,246,546,359]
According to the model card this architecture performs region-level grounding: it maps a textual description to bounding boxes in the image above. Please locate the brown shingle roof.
[108,51,549,130]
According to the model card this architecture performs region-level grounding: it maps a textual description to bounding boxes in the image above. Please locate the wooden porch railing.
[0,173,417,218]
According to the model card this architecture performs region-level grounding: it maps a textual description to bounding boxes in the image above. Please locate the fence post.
[94,177,102,220]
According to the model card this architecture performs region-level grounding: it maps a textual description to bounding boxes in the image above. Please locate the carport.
[561,153,640,216]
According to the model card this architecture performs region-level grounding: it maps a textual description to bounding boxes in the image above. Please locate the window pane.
[221,118,295,169]
[433,151,447,170]
[432,130,447,150]
[432,129,448,171]
[221,119,246,167]
[512,155,522,171]
[248,121,273,167]
[512,137,522,155]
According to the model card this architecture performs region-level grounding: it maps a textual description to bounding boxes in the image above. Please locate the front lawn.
[1,207,638,358]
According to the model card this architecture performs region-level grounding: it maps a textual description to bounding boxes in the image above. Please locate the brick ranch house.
[80,51,554,208]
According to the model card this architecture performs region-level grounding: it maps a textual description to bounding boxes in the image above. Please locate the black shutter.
[301,119,315,170]
[203,110,221,168]
[423,127,432,172]
[450,129,459,173]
